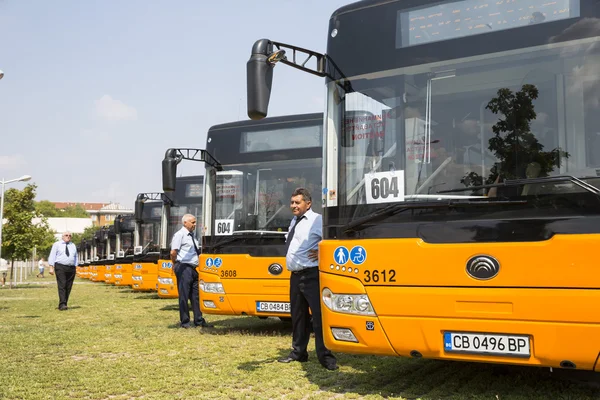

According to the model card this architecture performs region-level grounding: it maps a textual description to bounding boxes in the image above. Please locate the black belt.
[56,263,75,267]
[291,267,317,275]
[177,262,198,269]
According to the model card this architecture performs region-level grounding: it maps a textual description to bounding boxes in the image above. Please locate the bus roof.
[330,0,391,19]
[207,113,323,134]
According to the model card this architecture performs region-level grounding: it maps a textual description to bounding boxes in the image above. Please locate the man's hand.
[308,249,318,262]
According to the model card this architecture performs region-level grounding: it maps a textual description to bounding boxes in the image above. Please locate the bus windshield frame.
[323,0,600,239]
[203,113,323,253]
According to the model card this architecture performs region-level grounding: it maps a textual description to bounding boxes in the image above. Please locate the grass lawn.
[0,278,598,399]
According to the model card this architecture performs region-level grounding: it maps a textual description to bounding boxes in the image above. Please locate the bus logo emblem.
[466,255,500,280]
[268,263,283,275]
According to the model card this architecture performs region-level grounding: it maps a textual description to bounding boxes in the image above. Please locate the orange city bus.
[162,113,322,321]
[131,193,169,292]
[246,0,600,372]
[89,233,104,283]
[114,214,135,287]
[157,175,204,299]
[81,239,92,279]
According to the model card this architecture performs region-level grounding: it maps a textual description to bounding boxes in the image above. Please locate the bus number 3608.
[363,269,396,283]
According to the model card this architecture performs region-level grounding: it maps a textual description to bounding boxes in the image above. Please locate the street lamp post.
[0,175,33,264]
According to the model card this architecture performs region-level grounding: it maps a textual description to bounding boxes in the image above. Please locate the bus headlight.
[199,280,225,294]
[158,278,173,285]
[322,288,375,315]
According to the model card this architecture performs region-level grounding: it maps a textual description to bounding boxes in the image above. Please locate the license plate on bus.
[256,302,290,313]
[444,332,530,357]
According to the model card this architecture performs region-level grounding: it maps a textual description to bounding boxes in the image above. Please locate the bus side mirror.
[162,149,180,192]
[247,39,278,120]
[134,194,146,222]
[114,216,122,234]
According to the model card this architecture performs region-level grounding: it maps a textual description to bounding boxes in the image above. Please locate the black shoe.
[323,363,339,371]
[278,356,308,363]
[58,306,68,311]
[180,324,192,329]
[195,320,214,328]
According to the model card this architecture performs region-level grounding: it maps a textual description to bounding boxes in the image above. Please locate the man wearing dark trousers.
[170,214,213,329]
[278,188,338,371]
[48,232,78,310]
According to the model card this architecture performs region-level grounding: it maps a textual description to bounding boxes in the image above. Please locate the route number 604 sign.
[364,170,405,204]
[215,219,234,236]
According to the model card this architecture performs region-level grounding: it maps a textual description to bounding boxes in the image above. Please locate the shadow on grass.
[134,294,160,300]
[18,315,41,318]
[301,355,600,400]
[237,353,283,372]
[159,304,179,311]
[192,316,294,337]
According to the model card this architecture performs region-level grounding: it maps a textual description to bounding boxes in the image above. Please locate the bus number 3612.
[364,269,396,283]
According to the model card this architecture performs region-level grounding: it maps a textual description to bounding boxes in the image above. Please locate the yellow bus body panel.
[132,262,158,291]
[114,262,132,287]
[157,259,178,298]
[92,265,106,283]
[319,235,600,370]
[199,253,291,318]
[104,264,113,284]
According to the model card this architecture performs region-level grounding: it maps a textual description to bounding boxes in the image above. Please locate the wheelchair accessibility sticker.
[334,246,367,265]
[162,262,172,269]
[214,258,223,268]
[205,258,214,267]
[350,246,367,265]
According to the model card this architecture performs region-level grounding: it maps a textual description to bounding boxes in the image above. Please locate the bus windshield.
[141,202,162,252]
[169,176,203,241]
[328,32,600,210]
[212,158,322,235]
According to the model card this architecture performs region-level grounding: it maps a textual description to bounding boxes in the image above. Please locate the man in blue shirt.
[170,214,213,329]
[278,188,338,370]
[48,232,78,310]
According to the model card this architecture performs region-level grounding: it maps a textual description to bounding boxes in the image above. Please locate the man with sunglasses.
[48,231,78,310]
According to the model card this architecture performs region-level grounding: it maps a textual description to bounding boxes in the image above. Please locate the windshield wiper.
[343,199,527,233]
[437,175,600,196]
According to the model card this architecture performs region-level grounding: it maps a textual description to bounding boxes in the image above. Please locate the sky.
[0,0,350,208]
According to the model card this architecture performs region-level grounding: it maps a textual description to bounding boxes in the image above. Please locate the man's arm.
[73,245,77,266]
[308,215,323,262]
[170,232,182,264]
[48,243,58,266]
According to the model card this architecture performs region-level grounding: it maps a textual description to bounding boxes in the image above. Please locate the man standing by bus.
[278,188,338,370]
[170,214,213,329]
[48,232,77,310]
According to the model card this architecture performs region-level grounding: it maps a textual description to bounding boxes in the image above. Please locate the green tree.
[62,204,89,218]
[35,200,60,217]
[2,184,56,281]
[71,225,102,246]
[462,84,569,189]
[35,201,90,218]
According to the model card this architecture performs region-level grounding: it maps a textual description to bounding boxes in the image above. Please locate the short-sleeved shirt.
[171,227,200,266]
[285,208,322,272]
